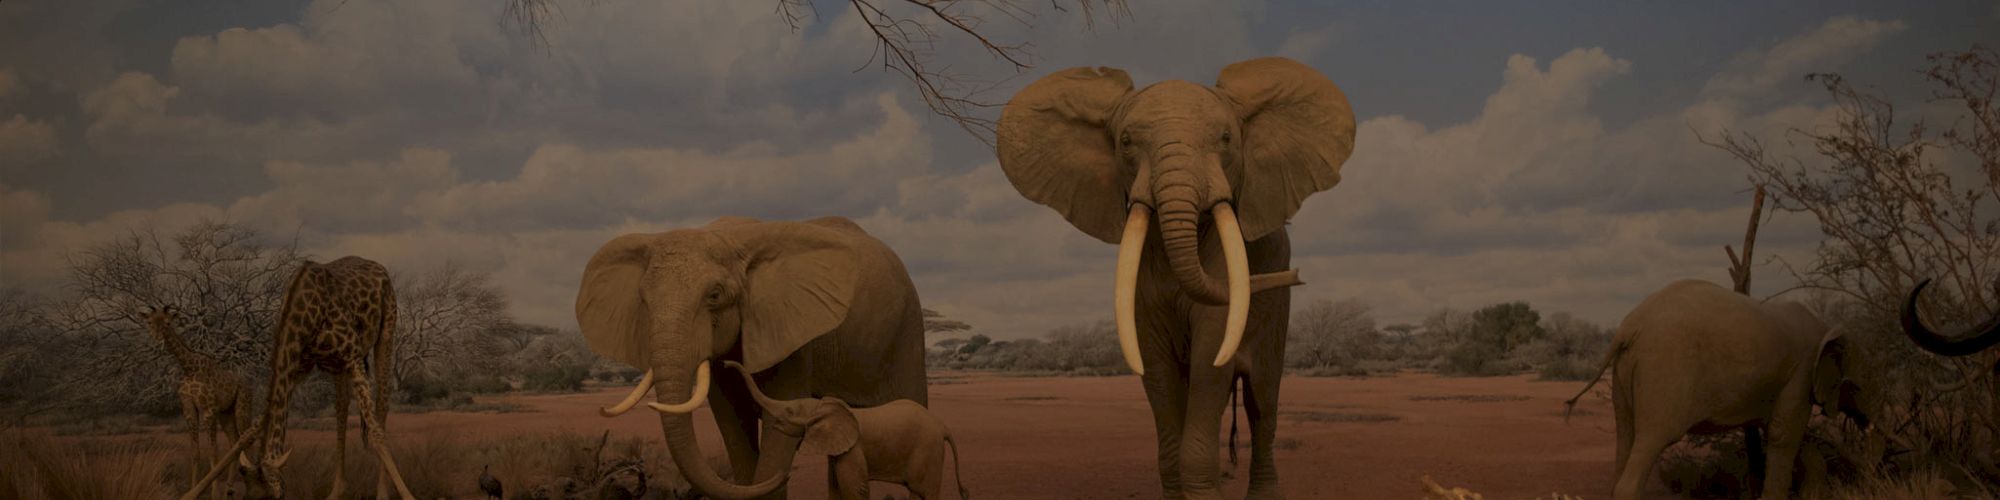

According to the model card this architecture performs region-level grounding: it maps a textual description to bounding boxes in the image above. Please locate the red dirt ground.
[49,372,1634,499]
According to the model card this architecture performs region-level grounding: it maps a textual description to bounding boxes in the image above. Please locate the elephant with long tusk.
[996,56,1355,500]
[577,215,929,499]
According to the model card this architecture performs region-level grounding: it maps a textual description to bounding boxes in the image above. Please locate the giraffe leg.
[375,295,398,500]
[183,398,202,491]
[348,366,414,500]
[330,375,351,500]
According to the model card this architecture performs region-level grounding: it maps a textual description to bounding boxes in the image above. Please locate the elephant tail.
[1563,328,1634,424]
[946,432,969,500]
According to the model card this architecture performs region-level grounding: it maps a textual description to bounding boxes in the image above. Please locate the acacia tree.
[500,0,1130,145]
[1704,45,1999,479]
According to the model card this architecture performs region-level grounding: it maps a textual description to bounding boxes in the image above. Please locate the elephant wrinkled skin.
[575,216,928,499]
[995,56,1355,499]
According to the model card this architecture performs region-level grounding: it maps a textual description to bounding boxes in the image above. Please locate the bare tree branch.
[498,0,1129,147]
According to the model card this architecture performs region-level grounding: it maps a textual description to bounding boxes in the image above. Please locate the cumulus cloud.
[1700,17,1906,98]
[0,114,57,165]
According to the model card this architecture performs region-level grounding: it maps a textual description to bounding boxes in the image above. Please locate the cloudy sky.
[1,0,1994,339]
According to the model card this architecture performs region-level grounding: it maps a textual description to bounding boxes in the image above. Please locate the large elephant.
[576,216,929,499]
[995,56,1355,499]
[1566,279,1874,500]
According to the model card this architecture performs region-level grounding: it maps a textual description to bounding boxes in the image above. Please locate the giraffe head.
[144,304,177,332]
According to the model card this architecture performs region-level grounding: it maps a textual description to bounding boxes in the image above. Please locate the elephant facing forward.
[996,56,1355,499]
[1567,279,1875,500]
[577,216,928,498]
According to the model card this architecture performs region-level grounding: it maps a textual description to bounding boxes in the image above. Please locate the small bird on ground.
[479,464,504,499]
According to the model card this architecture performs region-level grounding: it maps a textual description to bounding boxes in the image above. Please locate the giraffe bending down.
[186,256,415,500]
[146,305,253,500]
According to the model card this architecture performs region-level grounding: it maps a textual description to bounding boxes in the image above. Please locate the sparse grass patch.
[1284,410,1401,423]
[1000,394,1064,402]
[1409,394,1530,403]
[1274,438,1303,451]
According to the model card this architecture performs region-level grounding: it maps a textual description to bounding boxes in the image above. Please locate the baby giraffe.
[146,305,253,500]
[724,361,969,500]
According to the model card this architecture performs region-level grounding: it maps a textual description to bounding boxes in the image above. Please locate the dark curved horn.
[1901,279,2000,356]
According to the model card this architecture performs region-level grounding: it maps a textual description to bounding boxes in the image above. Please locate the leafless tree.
[1286,298,1380,370]
[393,261,511,385]
[497,0,1129,146]
[1702,45,2000,479]
[34,220,303,414]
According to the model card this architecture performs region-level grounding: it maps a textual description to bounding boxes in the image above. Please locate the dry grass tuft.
[0,436,175,499]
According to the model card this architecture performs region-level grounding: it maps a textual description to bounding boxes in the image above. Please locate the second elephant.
[576,216,929,498]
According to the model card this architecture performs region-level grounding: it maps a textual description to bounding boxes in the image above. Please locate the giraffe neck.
[150,320,213,373]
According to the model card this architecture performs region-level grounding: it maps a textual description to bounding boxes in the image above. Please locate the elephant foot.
[1245,484,1285,500]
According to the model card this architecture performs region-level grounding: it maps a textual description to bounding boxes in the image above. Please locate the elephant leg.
[1744,426,1766,497]
[1178,306,1237,500]
[331,375,352,500]
[1759,388,1813,500]
[1139,296,1191,499]
[1613,386,1633,481]
[1614,429,1677,500]
[1241,369,1283,500]
[829,452,869,500]
[709,379,760,484]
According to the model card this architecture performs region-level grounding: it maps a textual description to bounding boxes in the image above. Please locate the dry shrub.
[0,436,174,500]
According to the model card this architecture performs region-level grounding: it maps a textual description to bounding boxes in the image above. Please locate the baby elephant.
[724,361,968,500]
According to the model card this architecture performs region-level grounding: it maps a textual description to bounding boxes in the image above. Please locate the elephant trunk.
[645,305,785,499]
[655,368,785,499]
[1901,279,2000,356]
[1149,158,1252,367]
[1156,191,1229,306]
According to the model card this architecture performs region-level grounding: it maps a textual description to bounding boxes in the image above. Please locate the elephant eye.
[704,284,726,307]
[1220,130,1231,145]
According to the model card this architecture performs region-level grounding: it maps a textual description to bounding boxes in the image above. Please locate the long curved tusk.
[599,369,656,417]
[1212,203,1251,367]
[647,362,712,414]
[1115,205,1150,376]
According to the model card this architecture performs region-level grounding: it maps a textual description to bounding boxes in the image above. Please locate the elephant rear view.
[1568,279,1873,500]
[575,216,929,499]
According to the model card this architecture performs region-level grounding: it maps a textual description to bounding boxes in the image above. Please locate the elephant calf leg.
[830,453,870,500]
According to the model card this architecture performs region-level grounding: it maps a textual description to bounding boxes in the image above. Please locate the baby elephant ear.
[1214,57,1356,241]
[997,66,1136,244]
[801,399,860,456]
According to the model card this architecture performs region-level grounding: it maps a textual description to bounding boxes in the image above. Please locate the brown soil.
[38,372,1629,499]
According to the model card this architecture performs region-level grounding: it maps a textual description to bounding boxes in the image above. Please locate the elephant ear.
[576,233,657,367]
[1810,330,1848,408]
[997,66,1136,244]
[726,222,861,373]
[705,216,763,229]
[801,399,860,456]
[1214,57,1356,241]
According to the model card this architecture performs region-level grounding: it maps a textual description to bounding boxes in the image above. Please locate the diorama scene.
[2,0,1997,499]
